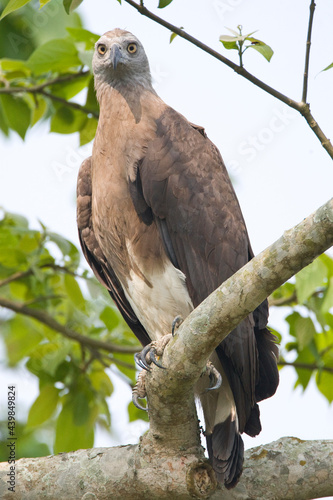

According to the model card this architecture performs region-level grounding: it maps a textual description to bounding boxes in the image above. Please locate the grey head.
[92,29,153,92]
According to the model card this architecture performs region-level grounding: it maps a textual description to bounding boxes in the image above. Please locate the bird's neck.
[95,75,156,104]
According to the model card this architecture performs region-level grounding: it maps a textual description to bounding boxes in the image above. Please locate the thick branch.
[0,296,138,354]
[302,0,316,103]
[0,437,331,499]
[139,197,333,471]
[124,0,333,160]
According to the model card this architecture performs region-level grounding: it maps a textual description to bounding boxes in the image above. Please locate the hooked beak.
[110,44,122,70]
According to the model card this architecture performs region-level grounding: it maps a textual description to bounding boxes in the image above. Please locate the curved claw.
[205,362,222,392]
[149,349,166,369]
[172,315,183,336]
[134,346,152,371]
[132,392,148,412]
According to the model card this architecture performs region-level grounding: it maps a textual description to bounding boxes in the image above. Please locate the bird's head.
[92,29,152,91]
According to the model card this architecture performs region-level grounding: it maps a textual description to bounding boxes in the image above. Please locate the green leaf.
[0,94,31,139]
[0,102,9,136]
[295,258,328,304]
[316,370,333,403]
[287,312,317,351]
[27,385,59,427]
[219,34,240,51]
[19,232,40,253]
[79,117,98,146]
[321,62,333,72]
[54,398,94,453]
[170,32,178,43]
[39,0,52,6]
[50,73,90,100]
[63,0,83,14]
[64,273,86,311]
[78,49,94,70]
[100,305,120,331]
[296,316,317,351]
[321,277,333,314]
[50,106,87,135]
[31,96,47,126]
[158,0,173,8]
[112,353,136,383]
[0,58,31,75]
[319,253,333,278]
[0,0,32,20]
[3,316,43,365]
[66,27,100,49]
[270,281,296,306]
[27,342,71,378]
[170,27,184,44]
[294,345,316,391]
[128,400,149,422]
[90,370,113,397]
[220,39,238,51]
[27,38,81,75]
[247,38,274,62]
[85,76,99,114]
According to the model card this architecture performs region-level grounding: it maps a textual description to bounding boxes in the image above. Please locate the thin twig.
[278,360,333,374]
[302,0,316,103]
[0,270,32,288]
[123,0,333,161]
[0,263,86,288]
[0,296,140,354]
[23,294,63,306]
[269,292,297,307]
[0,71,99,119]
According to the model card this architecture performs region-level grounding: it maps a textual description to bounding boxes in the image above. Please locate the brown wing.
[129,107,279,486]
[77,156,150,347]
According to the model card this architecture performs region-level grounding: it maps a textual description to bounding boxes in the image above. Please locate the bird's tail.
[196,352,244,489]
[206,417,244,489]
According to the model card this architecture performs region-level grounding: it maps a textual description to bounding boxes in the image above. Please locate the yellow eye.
[127,43,137,54]
[97,44,107,55]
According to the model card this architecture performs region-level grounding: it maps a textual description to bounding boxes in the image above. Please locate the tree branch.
[124,0,333,160]
[138,198,333,470]
[302,0,316,103]
[0,296,139,355]
[0,437,331,499]
[0,71,99,119]
[269,292,297,307]
[0,263,89,288]
[278,360,333,374]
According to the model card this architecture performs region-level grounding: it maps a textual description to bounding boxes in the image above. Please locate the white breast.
[122,242,194,340]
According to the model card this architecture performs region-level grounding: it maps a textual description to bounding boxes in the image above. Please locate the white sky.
[0,0,332,469]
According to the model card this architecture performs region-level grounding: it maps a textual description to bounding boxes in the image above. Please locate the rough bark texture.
[0,438,332,499]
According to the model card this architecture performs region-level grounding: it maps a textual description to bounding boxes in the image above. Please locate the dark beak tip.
[110,44,122,70]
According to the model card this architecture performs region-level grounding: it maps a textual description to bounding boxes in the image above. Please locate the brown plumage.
[77,28,279,488]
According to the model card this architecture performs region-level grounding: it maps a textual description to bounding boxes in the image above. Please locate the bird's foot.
[204,361,222,392]
[134,334,173,371]
[172,315,183,335]
[132,370,148,411]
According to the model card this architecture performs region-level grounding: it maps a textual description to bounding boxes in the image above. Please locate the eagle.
[76,28,279,489]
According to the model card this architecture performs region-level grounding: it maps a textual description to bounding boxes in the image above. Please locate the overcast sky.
[1,0,332,465]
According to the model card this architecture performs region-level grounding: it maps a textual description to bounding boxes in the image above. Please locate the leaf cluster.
[0,210,144,457]
[272,254,333,402]
[0,0,99,143]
